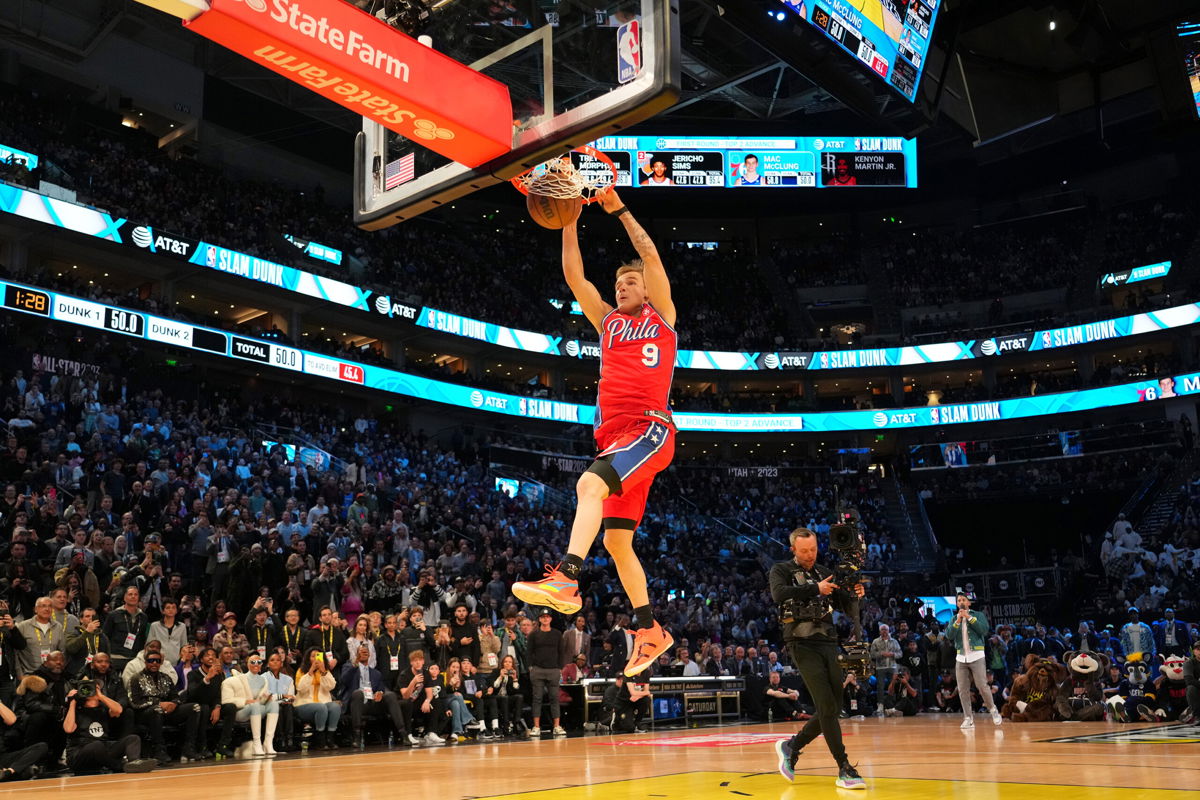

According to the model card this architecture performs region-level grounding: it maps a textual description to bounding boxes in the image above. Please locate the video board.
[583,135,918,188]
[777,0,942,101]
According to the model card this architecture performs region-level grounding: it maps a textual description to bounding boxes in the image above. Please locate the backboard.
[354,0,680,229]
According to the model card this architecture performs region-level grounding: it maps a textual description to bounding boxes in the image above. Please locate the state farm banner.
[185,0,512,167]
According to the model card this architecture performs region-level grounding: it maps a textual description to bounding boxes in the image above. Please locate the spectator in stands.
[293,648,342,750]
[336,643,412,749]
[65,607,108,677]
[307,605,349,670]
[0,604,23,704]
[1154,608,1191,657]
[102,586,147,674]
[491,654,523,737]
[129,649,201,763]
[560,615,590,667]
[15,650,67,770]
[147,598,187,665]
[1120,608,1155,658]
[263,651,296,753]
[869,624,901,718]
[15,596,65,676]
[215,650,274,757]
[527,609,565,737]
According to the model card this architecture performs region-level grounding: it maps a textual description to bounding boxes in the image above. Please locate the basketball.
[526,192,582,229]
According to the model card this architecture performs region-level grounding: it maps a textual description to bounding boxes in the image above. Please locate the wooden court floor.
[5,716,1197,799]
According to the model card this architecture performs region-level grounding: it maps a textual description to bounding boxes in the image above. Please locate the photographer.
[65,607,109,677]
[884,667,920,717]
[769,528,866,790]
[82,652,133,737]
[63,679,157,774]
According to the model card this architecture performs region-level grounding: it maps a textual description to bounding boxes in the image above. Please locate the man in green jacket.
[947,590,1002,729]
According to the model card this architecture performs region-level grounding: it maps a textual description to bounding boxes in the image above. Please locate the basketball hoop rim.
[510,145,618,204]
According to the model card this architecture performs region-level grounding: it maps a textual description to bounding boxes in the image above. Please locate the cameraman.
[63,680,156,774]
[770,528,866,790]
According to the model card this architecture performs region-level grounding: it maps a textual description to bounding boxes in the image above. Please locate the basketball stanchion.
[511,146,619,229]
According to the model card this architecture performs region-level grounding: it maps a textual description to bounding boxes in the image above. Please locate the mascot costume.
[1106,652,1162,723]
[1002,655,1063,722]
[1055,650,1110,721]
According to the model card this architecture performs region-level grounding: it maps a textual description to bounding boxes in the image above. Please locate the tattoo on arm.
[622,216,658,261]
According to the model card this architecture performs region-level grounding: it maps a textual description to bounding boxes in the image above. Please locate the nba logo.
[820,352,829,369]
[617,20,641,84]
[930,408,940,424]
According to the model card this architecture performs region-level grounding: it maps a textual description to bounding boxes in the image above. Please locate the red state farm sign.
[185,0,512,167]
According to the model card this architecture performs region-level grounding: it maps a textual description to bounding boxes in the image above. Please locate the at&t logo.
[872,412,888,428]
[763,353,780,369]
[131,226,154,248]
[565,340,580,357]
[469,391,484,408]
[980,339,997,356]
[374,295,392,315]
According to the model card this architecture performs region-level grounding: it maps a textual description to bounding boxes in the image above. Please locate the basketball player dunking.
[513,188,676,677]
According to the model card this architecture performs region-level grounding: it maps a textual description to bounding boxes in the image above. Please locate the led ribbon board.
[3,278,1195,434]
[4,180,1200,369]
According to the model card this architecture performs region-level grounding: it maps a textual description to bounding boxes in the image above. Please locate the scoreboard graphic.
[1179,22,1200,121]
[780,0,941,101]
[585,135,918,189]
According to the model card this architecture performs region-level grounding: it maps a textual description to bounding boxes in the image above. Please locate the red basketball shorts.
[593,415,675,531]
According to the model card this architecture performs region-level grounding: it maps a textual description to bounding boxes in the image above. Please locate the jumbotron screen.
[581,135,917,188]
[776,0,941,101]
[1180,21,1200,121]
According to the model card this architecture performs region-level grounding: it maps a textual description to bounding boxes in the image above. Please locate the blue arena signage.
[2,278,1195,435]
[3,180,1198,371]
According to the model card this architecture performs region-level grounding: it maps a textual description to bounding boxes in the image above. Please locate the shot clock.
[4,285,50,315]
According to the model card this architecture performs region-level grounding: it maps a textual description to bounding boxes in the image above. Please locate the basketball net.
[511,146,616,204]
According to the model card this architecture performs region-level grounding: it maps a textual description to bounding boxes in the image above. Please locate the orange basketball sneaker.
[511,564,583,614]
[624,621,674,677]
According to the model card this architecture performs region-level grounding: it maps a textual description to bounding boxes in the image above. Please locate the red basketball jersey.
[595,303,676,431]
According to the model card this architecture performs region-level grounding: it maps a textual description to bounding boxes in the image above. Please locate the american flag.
[384,153,415,190]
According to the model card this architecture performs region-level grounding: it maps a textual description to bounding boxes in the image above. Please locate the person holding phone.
[0,603,26,705]
[294,647,341,749]
[491,654,524,737]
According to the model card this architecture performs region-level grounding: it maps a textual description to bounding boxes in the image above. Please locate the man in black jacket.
[184,647,225,755]
[305,605,349,669]
[128,652,201,763]
[0,605,25,705]
[449,603,481,665]
[769,528,866,790]
[102,587,148,674]
[83,652,134,738]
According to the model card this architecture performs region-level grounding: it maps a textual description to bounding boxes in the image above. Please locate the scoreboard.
[779,0,943,102]
[582,135,918,189]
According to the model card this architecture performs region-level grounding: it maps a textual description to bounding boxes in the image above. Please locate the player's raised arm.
[563,222,612,334]
[598,189,675,328]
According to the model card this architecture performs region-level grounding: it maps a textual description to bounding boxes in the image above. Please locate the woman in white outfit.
[220,652,279,756]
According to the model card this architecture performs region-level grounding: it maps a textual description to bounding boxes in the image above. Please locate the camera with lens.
[70,678,97,699]
[829,513,867,590]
